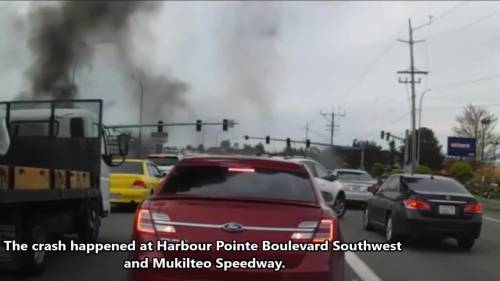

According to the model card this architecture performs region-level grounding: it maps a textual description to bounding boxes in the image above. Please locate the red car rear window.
[158,165,316,203]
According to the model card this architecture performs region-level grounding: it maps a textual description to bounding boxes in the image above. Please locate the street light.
[131,75,144,156]
[417,88,431,166]
[481,118,491,163]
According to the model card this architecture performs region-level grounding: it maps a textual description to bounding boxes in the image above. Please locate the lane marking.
[484,216,500,223]
[345,251,383,281]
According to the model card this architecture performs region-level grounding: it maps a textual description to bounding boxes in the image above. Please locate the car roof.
[177,155,308,173]
[335,168,367,173]
[392,173,452,181]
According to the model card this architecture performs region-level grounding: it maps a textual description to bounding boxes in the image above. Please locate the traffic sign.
[151,132,169,138]
[447,137,476,157]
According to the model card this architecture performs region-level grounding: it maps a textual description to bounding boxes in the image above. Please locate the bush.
[415,165,432,174]
[391,168,404,174]
[449,161,474,184]
[371,163,384,177]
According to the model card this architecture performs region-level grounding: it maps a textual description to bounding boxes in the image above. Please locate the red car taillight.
[291,219,336,243]
[135,208,177,235]
[136,209,155,234]
[131,180,146,189]
[403,198,431,210]
[464,202,482,214]
[313,219,335,242]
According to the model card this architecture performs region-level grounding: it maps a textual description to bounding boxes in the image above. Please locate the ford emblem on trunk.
[222,222,244,233]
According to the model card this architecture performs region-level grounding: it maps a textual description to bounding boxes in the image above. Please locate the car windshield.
[110,161,143,174]
[148,156,179,166]
[337,171,373,181]
[159,165,316,203]
[403,177,469,195]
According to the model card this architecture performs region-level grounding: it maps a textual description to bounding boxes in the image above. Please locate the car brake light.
[228,167,255,173]
[312,219,335,243]
[290,219,337,242]
[131,180,146,189]
[135,209,177,235]
[290,221,316,240]
[403,198,431,210]
[136,209,155,234]
[464,202,481,214]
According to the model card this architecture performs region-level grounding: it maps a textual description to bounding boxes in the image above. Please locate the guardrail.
[477,197,500,212]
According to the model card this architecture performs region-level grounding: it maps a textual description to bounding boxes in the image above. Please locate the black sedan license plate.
[439,205,455,215]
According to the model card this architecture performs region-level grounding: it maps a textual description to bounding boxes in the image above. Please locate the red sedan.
[129,156,344,281]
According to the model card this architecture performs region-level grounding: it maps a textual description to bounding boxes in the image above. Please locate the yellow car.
[109,159,164,205]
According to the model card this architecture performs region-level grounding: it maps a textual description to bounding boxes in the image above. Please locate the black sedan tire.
[385,214,401,242]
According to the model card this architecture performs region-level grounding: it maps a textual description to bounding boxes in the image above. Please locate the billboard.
[447,137,476,157]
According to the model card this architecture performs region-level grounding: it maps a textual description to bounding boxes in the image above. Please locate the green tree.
[418,127,445,170]
[453,104,498,161]
[449,161,474,184]
[371,162,384,177]
[220,140,231,150]
[415,165,432,174]
[255,143,265,155]
[391,168,404,174]
[197,144,205,153]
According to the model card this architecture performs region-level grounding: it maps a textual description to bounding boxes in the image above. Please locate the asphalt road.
[341,208,500,281]
[1,210,134,281]
[1,208,499,281]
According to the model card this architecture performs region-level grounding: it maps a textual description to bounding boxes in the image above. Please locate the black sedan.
[363,174,482,249]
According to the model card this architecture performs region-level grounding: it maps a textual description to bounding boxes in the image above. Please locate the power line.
[343,25,408,101]
[431,1,469,23]
[433,73,500,90]
[308,128,331,141]
[381,112,410,127]
[427,10,500,40]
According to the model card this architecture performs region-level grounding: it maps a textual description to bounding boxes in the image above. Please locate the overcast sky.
[2,1,500,151]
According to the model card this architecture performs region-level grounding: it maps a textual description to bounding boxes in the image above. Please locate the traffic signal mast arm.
[106,120,238,130]
[243,135,357,149]
[381,130,405,143]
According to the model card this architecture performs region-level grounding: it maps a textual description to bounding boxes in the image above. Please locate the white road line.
[484,216,500,223]
[345,251,383,281]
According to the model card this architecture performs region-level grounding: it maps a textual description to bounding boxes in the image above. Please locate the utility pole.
[481,118,491,164]
[397,18,429,174]
[320,108,345,145]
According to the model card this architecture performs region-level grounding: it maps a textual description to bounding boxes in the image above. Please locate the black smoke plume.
[25,1,188,119]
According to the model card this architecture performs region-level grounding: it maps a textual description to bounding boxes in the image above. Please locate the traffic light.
[386,132,391,141]
[265,136,270,144]
[286,138,291,147]
[222,119,228,131]
[380,130,385,139]
[196,120,202,132]
[306,139,311,148]
[157,121,163,133]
